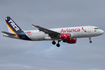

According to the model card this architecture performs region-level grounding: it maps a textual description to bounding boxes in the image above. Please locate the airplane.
[2,16,104,47]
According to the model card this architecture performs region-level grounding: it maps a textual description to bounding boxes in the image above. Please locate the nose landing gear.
[89,37,92,43]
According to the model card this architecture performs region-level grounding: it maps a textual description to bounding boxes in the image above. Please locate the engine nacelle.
[61,33,76,44]
[63,38,76,44]
[60,33,70,40]
[60,33,74,40]
[67,38,76,44]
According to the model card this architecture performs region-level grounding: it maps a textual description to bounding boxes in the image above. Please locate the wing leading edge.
[32,24,60,39]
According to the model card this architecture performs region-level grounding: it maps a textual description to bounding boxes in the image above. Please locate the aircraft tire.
[56,43,60,47]
[90,41,92,43]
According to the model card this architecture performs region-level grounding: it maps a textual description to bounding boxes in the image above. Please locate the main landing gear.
[52,40,61,47]
[89,37,92,43]
[52,40,56,45]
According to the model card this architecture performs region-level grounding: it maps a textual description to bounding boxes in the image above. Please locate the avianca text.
[61,28,80,33]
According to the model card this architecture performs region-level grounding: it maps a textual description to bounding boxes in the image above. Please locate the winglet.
[32,24,35,27]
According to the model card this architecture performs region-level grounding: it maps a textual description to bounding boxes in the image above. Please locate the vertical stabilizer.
[5,16,23,34]
[4,16,31,40]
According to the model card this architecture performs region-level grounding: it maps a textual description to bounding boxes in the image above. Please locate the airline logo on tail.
[9,19,19,31]
[5,17,20,31]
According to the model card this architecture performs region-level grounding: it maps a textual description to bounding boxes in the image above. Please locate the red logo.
[26,31,31,34]
[82,27,87,32]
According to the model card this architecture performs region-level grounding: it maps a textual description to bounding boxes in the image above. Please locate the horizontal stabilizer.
[2,31,16,36]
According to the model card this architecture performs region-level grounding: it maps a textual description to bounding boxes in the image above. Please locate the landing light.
[94,30,97,32]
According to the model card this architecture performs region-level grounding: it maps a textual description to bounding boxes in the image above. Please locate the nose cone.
[100,30,104,35]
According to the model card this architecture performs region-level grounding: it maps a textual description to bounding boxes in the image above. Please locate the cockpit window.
[94,28,98,29]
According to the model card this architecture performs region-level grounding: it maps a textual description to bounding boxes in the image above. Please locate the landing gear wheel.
[89,37,92,43]
[52,41,56,45]
[90,41,92,43]
[56,40,61,47]
[56,43,60,47]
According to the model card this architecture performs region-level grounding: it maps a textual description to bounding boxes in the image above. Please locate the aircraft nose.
[100,30,104,35]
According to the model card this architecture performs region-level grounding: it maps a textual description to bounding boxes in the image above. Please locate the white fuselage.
[24,26,104,41]
[3,16,104,47]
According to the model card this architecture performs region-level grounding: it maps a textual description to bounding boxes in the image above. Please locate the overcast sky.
[0,0,105,70]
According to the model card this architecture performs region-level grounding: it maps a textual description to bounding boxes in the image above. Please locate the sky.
[0,0,105,70]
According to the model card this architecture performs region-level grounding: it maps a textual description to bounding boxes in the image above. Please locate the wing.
[32,24,60,39]
[2,31,16,36]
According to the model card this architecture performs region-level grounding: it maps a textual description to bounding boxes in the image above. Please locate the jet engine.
[63,38,77,44]
[60,33,76,44]
[60,33,70,40]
